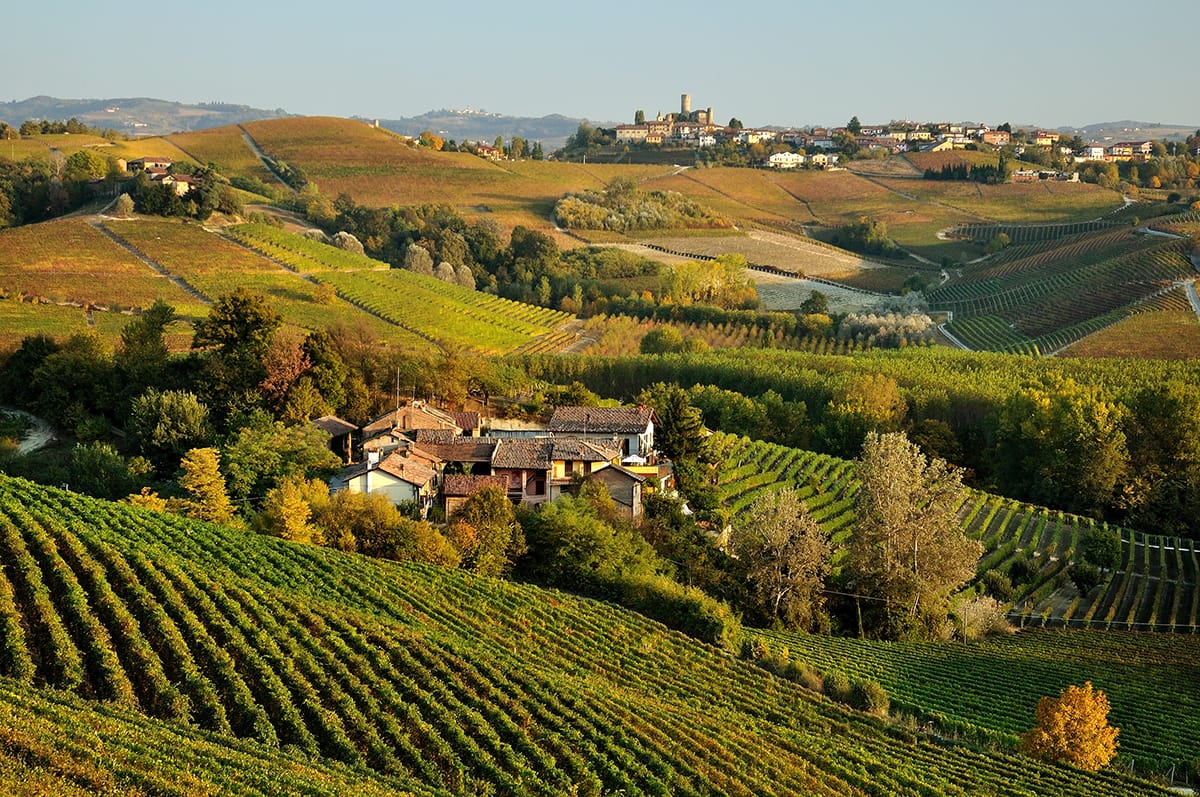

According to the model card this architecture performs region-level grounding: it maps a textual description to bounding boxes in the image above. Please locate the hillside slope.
[0,475,1169,795]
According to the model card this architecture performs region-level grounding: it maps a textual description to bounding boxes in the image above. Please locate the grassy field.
[0,300,135,349]
[0,474,1171,796]
[1,133,195,167]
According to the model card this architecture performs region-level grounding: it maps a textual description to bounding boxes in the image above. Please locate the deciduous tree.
[733,489,830,630]
[846,431,980,638]
[1021,681,1119,771]
[174,447,235,524]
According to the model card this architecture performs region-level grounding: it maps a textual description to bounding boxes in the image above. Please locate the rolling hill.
[0,474,1175,796]
[0,96,291,138]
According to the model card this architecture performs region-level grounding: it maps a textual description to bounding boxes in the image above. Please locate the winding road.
[1,408,56,454]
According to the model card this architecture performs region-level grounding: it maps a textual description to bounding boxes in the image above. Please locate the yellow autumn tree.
[1021,681,1119,771]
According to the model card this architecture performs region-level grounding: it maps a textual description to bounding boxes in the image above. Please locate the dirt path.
[237,126,295,193]
[1,407,56,454]
[1186,279,1200,323]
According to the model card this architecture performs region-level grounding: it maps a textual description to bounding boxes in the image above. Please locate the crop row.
[317,270,570,354]
[0,474,1164,796]
[759,624,1200,776]
[224,223,392,272]
[957,492,1200,634]
[947,219,1122,245]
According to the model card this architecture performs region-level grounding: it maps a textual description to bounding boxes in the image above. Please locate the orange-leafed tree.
[1021,681,1119,771]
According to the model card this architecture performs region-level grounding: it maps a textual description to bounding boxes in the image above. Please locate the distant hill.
[1056,119,1198,142]
[366,108,616,150]
[0,96,292,137]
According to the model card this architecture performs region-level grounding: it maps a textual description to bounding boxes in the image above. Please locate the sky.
[3,0,1197,129]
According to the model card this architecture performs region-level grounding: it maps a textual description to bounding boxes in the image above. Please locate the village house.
[127,157,174,172]
[442,474,509,517]
[767,151,805,169]
[589,465,646,520]
[982,130,1011,146]
[337,452,438,516]
[547,406,656,461]
[312,415,357,464]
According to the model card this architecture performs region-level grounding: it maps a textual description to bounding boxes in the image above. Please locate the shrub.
[982,570,1015,601]
[1079,526,1121,570]
[782,661,824,693]
[850,680,890,716]
[823,672,851,704]
[1070,562,1102,595]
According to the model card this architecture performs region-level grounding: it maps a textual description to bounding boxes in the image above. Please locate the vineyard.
[757,626,1200,777]
[946,219,1123,245]
[0,218,200,311]
[712,430,1200,633]
[224,223,394,272]
[932,224,1197,353]
[711,433,860,553]
[315,269,573,354]
[0,475,1169,796]
[955,490,1200,634]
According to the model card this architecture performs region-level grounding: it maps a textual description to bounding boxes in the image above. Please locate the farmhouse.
[767,152,806,169]
[128,157,174,172]
[337,452,438,515]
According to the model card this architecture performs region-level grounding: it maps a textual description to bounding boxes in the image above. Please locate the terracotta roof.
[376,453,436,486]
[363,403,461,435]
[411,428,464,445]
[551,438,620,462]
[312,415,357,436]
[491,439,553,470]
[592,463,647,484]
[451,411,480,431]
[443,474,508,497]
[548,406,654,435]
[420,439,497,463]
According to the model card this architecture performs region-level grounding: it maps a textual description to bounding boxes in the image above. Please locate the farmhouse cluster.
[317,402,674,521]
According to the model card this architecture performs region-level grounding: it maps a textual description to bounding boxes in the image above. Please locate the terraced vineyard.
[947,219,1123,245]
[317,269,572,354]
[758,627,1200,778]
[935,231,1197,354]
[224,223,392,272]
[712,434,859,551]
[0,475,1168,796]
[955,491,1200,634]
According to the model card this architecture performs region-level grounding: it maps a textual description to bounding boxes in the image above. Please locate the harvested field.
[750,270,883,313]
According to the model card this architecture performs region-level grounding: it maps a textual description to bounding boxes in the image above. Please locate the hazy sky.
[4,0,1196,128]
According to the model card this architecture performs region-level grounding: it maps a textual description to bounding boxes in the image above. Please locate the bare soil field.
[632,230,882,277]
[750,270,882,313]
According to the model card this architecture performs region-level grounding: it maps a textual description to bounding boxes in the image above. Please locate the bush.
[1069,562,1102,595]
[823,672,851,703]
[1079,526,1121,570]
[850,679,890,716]
[982,570,1015,601]
[605,574,743,653]
[1008,553,1038,586]
[782,661,824,693]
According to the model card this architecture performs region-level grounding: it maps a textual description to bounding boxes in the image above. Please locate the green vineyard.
[0,475,1170,796]
[712,433,859,547]
[757,627,1200,776]
[316,269,572,354]
[224,223,394,273]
